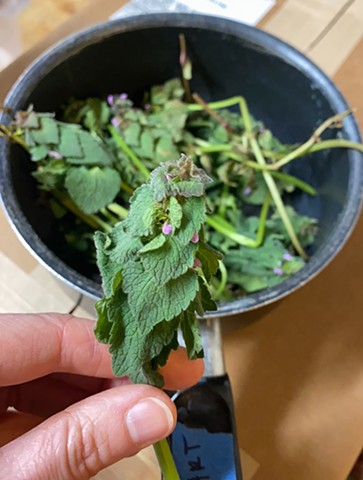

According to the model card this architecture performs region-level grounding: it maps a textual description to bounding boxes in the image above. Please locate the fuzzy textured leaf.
[65,166,121,214]
[122,261,199,325]
[176,196,206,245]
[122,184,159,237]
[140,236,197,285]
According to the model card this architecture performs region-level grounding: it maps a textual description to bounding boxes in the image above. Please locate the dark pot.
[0,14,363,317]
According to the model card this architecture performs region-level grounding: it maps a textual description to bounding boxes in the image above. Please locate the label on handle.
[172,422,238,480]
[169,376,243,480]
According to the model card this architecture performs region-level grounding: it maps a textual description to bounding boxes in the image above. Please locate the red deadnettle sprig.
[93,154,222,480]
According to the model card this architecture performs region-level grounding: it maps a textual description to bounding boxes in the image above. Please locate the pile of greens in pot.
[1,35,362,301]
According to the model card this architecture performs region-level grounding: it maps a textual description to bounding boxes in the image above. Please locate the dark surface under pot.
[0,14,362,317]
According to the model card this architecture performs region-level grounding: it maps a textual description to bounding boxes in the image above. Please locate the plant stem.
[153,439,180,480]
[187,96,244,112]
[269,171,317,195]
[218,184,230,217]
[108,125,150,179]
[293,138,363,156]
[0,125,29,151]
[239,97,308,260]
[179,33,193,103]
[206,215,256,247]
[197,143,232,153]
[108,202,128,219]
[192,93,232,133]
[121,181,134,195]
[263,110,353,171]
[213,260,228,300]
[236,136,363,167]
[100,208,119,224]
[206,194,270,248]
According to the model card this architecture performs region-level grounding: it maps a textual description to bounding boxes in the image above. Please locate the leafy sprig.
[94,155,222,386]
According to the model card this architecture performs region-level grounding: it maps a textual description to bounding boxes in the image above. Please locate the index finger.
[0,313,203,389]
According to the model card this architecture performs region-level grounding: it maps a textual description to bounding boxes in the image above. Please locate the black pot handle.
[169,374,242,480]
[167,318,243,480]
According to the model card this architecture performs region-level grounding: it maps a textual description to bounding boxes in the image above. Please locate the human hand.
[0,313,204,479]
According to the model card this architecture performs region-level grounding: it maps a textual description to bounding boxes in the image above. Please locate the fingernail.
[125,398,174,445]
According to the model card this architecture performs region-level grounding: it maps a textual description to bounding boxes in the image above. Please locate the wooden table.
[1,1,363,479]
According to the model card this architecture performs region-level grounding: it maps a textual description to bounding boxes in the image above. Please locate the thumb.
[0,385,176,480]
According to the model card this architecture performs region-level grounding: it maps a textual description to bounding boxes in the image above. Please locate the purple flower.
[48,150,62,159]
[166,173,175,181]
[111,117,121,127]
[273,268,284,276]
[144,103,151,111]
[193,258,202,269]
[243,186,252,196]
[191,232,199,244]
[162,224,173,235]
[107,94,114,106]
[283,252,293,262]
[119,93,128,101]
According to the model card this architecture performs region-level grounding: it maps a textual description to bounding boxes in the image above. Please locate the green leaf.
[155,135,179,163]
[78,131,113,166]
[198,279,218,313]
[138,234,166,254]
[176,196,206,245]
[158,100,188,142]
[140,236,197,286]
[138,130,154,159]
[123,261,199,325]
[243,173,269,205]
[150,164,169,201]
[122,184,159,237]
[29,144,49,161]
[180,310,204,359]
[146,319,179,368]
[196,241,223,282]
[150,78,184,106]
[123,123,141,147]
[83,98,110,132]
[107,224,143,264]
[31,116,59,145]
[65,166,121,214]
[175,180,205,198]
[168,196,183,230]
[95,231,123,298]
[59,125,83,158]
[258,129,286,153]
[95,225,142,297]
[212,124,229,143]
[224,235,305,293]
[107,289,180,386]
[266,207,318,247]
[94,297,113,343]
[21,111,41,129]
[105,289,165,386]
[32,160,67,190]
